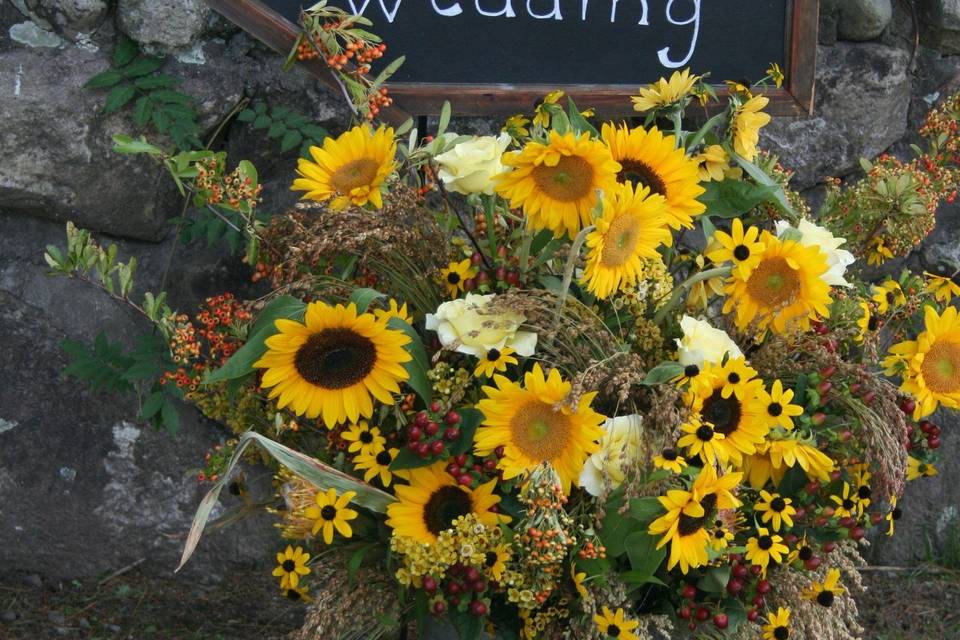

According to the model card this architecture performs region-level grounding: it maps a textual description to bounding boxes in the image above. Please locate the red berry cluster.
[903,397,942,451]
[424,565,489,617]
[406,402,464,461]
[445,448,504,491]
[194,294,252,365]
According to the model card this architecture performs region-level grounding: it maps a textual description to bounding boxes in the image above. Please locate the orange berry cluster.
[195,293,252,365]
[366,86,393,121]
[195,157,263,212]
[576,539,607,560]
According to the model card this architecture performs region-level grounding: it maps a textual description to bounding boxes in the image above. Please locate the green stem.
[552,225,594,327]
[670,109,684,148]
[518,226,533,280]
[653,266,731,325]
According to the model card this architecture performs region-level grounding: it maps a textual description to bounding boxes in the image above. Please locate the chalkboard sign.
[207,0,817,120]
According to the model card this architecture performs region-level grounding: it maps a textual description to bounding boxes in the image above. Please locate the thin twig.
[97,557,146,587]
[435,177,493,270]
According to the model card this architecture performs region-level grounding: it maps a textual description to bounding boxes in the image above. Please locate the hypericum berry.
[422,576,437,594]
[468,600,487,617]
[929,436,942,449]
[416,442,431,458]
[900,398,916,414]
[447,582,461,595]
[425,422,440,436]
[726,578,744,595]
[695,607,710,621]
[679,606,692,619]
[850,526,866,541]
[465,567,481,583]
[822,541,837,553]
[805,556,822,571]
[732,564,749,579]
[455,454,468,466]
[472,579,487,592]
[756,580,771,595]
[747,608,759,622]
[414,412,430,427]
[430,402,442,413]
[458,474,473,486]
[682,584,698,600]
[430,440,445,455]
[713,613,729,630]
[444,427,460,441]
[407,426,422,442]
[494,445,506,458]
[483,458,497,471]
[445,411,460,425]
[752,594,764,607]
[919,420,932,433]
[446,463,460,476]
[432,600,446,614]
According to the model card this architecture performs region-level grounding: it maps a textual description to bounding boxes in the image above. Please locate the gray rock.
[836,0,893,41]
[48,610,66,625]
[1,610,16,622]
[762,42,911,187]
[922,0,960,53]
[116,0,210,51]
[22,574,43,588]
[23,0,109,39]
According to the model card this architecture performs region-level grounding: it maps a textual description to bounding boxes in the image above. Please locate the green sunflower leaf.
[349,287,385,312]
[624,530,666,578]
[696,178,777,218]
[388,317,432,404]
[643,362,684,385]
[449,407,482,455]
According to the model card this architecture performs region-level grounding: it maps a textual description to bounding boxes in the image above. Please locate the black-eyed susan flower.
[649,465,742,574]
[254,301,411,428]
[580,182,672,299]
[731,95,771,161]
[725,79,753,96]
[762,607,791,640]
[354,446,399,487]
[594,605,640,640]
[856,301,878,343]
[571,563,589,599]
[600,123,705,230]
[713,357,761,399]
[886,305,960,418]
[502,114,530,140]
[767,63,785,89]
[925,272,960,302]
[532,90,563,128]
[282,584,312,603]
[474,363,605,494]
[829,482,859,519]
[292,124,396,211]
[867,238,894,266]
[653,447,687,474]
[341,421,386,456]
[695,144,731,182]
[871,279,905,314]
[373,298,412,324]
[886,496,901,536]
[708,520,734,551]
[474,346,518,378]
[272,545,310,589]
[304,488,358,544]
[907,455,938,481]
[754,490,796,531]
[677,417,728,465]
[803,568,845,607]
[485,543,511,581]
[788,538,815,566]
[753,379,804,430]
[440,259,477,298]
[745,527,788,575]
[706,218,765,280]
[742,438,835,489]
[631,68,699,112]
[495,130,621,239]
[722,231,832,335]
[385,461,507,544]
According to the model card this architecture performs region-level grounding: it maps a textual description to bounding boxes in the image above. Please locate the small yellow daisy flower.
[871,279,905,314]
[802,568,845,607]
[594,606,640,640]
[653,447,687,474]
[341,421,386,456]
[754,379,804,430]
[925,271,960,302]
[304,488,359,544]
[762,607,790,640]
[272,545,310,589]
[474,346,518,377]
[754,490,796,531]
[705,218,765,279]
[745,527,788,576]
[677,417,728,465]
[907,456,938,481]
[440,259,477,298]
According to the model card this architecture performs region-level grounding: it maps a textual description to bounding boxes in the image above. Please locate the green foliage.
[85,35,202,151]
[236,102,330,157]
[61,331,181,433]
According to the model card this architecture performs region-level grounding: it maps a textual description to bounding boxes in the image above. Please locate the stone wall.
[1,0,959,580]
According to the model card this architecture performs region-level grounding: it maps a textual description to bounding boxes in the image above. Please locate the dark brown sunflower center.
[867,316,879,330]
[531,154,595,203]
[684,364,700,378]
[920,340,960,393]
[816,590,835,607]
[607,624,622,637]
[661,448,678,461]
[509,400,572,461]
[486,348,501,361]
[702,389,742,435]
[857,485,871,500]
[677,493,717,537]
[768,402,783,417]
[746,256,800,307]
[286,588,302,601]
[798,546,813,560]
[774,627,789,640]
[376,450,392,465]
[447,271,461,285]
[294,328,377,389]
[757,535,773,550]
[485,551,499,567]
[330,158,380,194]
[733,245,751,261]
[423,485,473,536]
[770,497,787,512]
[320,505,337,521]
[617,158,667,197]
[282,559,296,572]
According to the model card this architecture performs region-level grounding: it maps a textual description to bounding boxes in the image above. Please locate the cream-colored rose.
[579,414,644,497]
[434,133,511,195]
[425,293,537,358]
[775,219,855,287]
[675,315,742,368]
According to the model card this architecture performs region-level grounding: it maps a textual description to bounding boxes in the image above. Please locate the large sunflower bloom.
[254,301,412,428]
[385,461,506,544]
[292,124,396,210]
[731,95,771,161]
[495,130,620,239]
[722,231,832,334]
[581,182,671,299]
[601,123,705,230]
[886,305,960,419]
[475,363,605,493]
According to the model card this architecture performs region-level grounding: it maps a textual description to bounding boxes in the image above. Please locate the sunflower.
[856,301,879,343]
[374,299,413,324]
[474,346,518,378]
[677,417,728,465]
[581,182,671,299]
[925,272,960,302]
[304,488,358,544]
[440,259,477,298]
[753,380,804,431]
[653,447,687,474]
[867,238,895,266]
[742,438,835,489]
[829,482,859,519]
[594,606,640,640]
[754,490,796,531]
[354,447,399,487]
[694,144,731,182]
[495,130,621,239]
[684,359,768,465]
[907,455,938,480]
[272,545,310,589]
[649,465,742,574]
[871,279,905,314]
[255,301,412,428]
[802,568,845,607]
[600,123,705,230]
[887,305,960,418]
[532,90,564,128]
[685,255,727,311]
[886,495,901,536]
[484,543,512,581]
[631,68,699,112]
[706,218,765,279]
[722,231,832,334]
[474,363,605,493]
[341,421,386,456]
[762,607,791,640]
[745,527,788,576]
[385,461,505,544]
[730,95,771,161]
[291,124,396,211]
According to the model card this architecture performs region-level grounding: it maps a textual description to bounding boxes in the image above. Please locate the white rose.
[775,219,855,287]
[675,315,742,369]
[579,414,644,497]
[434,133,511,195]
[425,293,537,358]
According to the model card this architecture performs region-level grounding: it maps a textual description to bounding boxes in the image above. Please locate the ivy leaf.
[252,115,271,129]
[267,122,287,138]
[103,84,137,113]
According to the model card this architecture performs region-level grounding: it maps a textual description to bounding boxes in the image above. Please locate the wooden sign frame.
[207,0,817,123]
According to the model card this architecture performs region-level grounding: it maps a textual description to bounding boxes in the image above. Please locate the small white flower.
[425,293,537,358]
[579,414,644,497]
[675,315,742,368]
[775,219,855,287]
[434,133,512,196]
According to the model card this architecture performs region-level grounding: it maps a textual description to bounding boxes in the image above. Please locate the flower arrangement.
[46,17,960,640]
